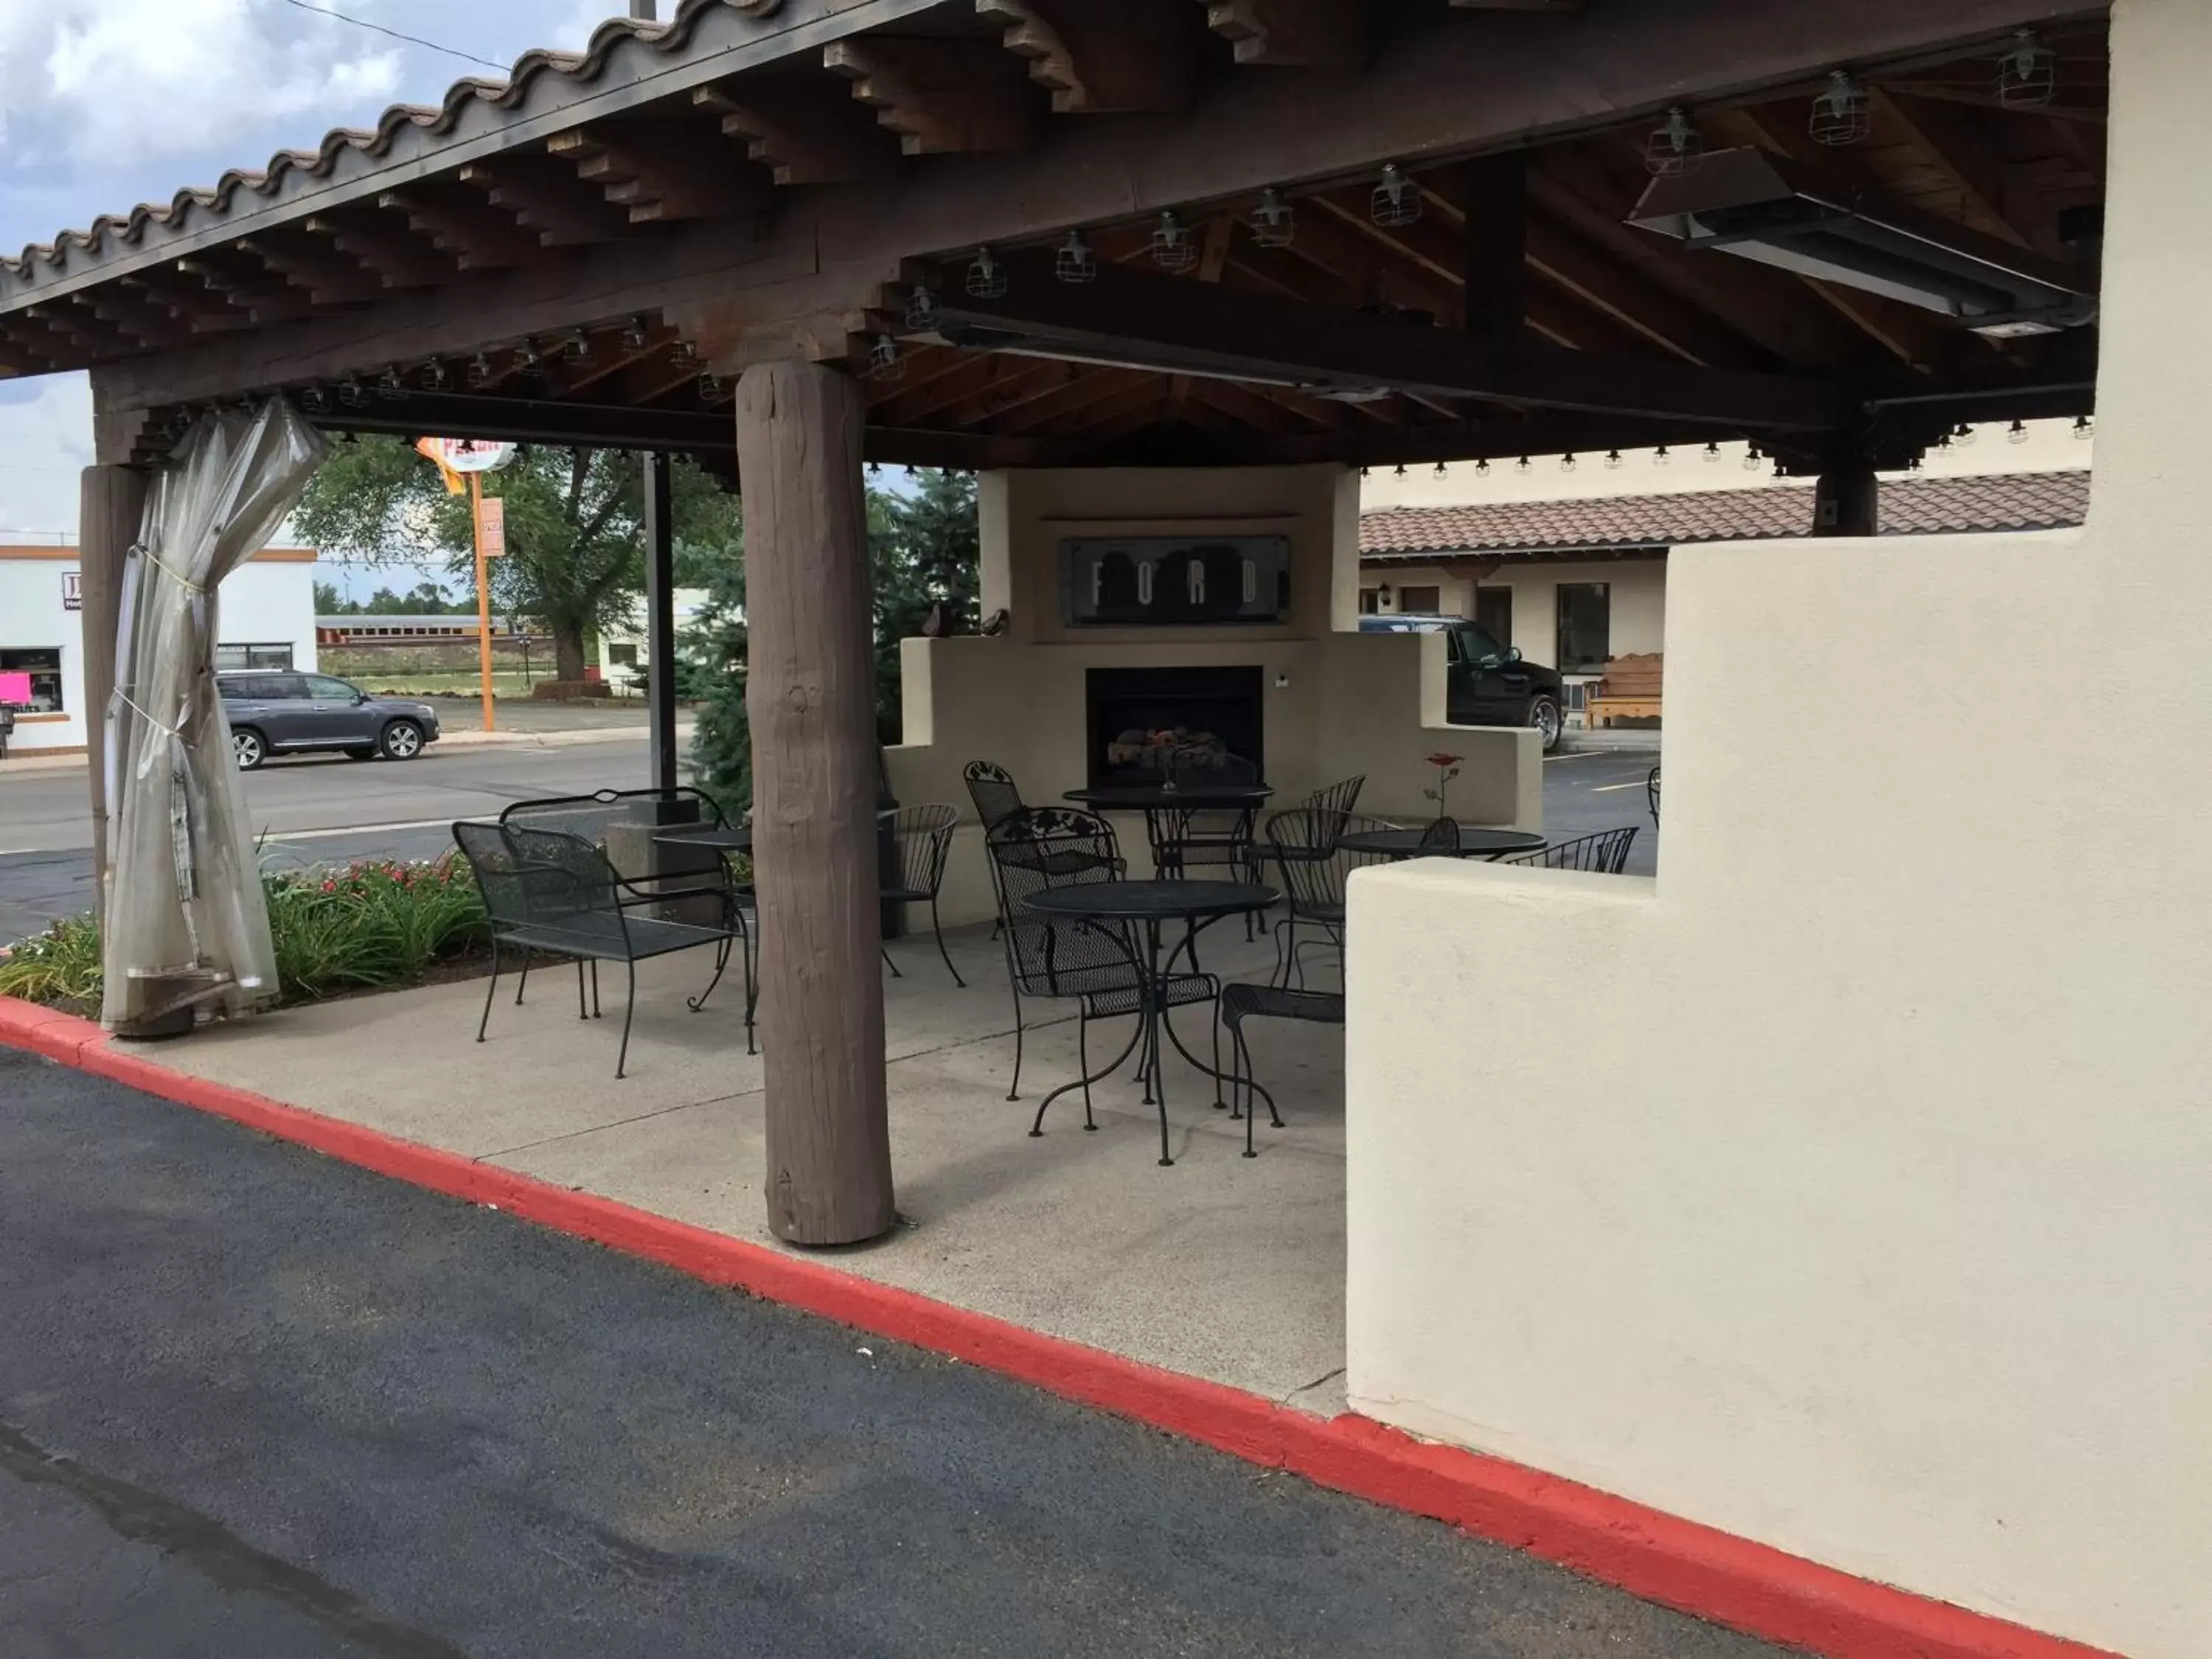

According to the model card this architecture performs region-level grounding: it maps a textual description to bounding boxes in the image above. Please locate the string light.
[1054,231,1096,283]
[1604,449,1624,469]
[1703,441,1721,462]
[1474,458,1489,475]
[621,314,649,349]
[1371,163,1422,228]
[465,352,493,389]
[1251,189,1295,249]
[1150,211,1196,272]
[1743,443,1764,471]
[1952,422,1976,446]
[2008,418,2030,444]
[1559,452,1578,473]
[905,285,941,330]
[1996,30,2056,108]
[966,247,1008,299]
[1810,70,1871,145]
[1653,445,1671,466]
[866,335,903,381]
[1644,106,1705,177]
[1514,456,1531,473]
[2073,414,2094,439]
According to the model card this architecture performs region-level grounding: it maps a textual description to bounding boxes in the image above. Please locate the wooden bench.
[1587,653,1663,728]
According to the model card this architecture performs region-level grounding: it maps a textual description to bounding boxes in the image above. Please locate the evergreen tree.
[681,524,751,818]
[871,470,981,743]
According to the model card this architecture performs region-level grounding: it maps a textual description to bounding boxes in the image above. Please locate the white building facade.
[0,546,319,754]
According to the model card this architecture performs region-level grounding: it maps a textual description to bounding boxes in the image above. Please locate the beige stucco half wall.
[1346,4,2208,1655]
[886,463,1540,927]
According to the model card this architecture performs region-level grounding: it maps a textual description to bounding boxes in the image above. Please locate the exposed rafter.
[1200,0,1368,67]
[976,0,1194,114]
[692,78,898,186]
[823,38,1041,156]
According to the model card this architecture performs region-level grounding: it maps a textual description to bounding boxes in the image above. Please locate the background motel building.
[0,546,319,754]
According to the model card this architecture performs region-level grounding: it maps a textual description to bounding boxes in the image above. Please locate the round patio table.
[1338,825,1547,862]
[1021,879,1276,1166]
[1062,783,1275,811]
[653,824,751,855]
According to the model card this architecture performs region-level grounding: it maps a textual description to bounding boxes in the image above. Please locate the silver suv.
[216,672,442,770]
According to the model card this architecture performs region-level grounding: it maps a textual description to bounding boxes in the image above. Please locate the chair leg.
[737,913,757,1056]
[882,942,902,978]
[1006,995,1026,1102]
[1211,1004,1225,1110]
[477,936,501,1043]
[515,950,531,1006]
[1032,1009,1140,1138]
[590,959,602,1019]
[574,958,588,1020]
[931,897,964,988]
[1239,1027,1258,1157]
[614,959,637,1079]
[689,937,731,1013]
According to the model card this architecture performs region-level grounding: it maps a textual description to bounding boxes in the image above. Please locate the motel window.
[1397,584,1441,614]
[1556,583,1611,674]
[0,647,63,712]
[215,643,295,672]
[1474,586,1513,646]
[1357,587,1380,615]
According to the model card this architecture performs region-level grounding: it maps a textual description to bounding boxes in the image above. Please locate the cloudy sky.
[0,0,623,562]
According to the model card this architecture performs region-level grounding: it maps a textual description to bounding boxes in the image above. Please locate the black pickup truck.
[1358,613,1566,753]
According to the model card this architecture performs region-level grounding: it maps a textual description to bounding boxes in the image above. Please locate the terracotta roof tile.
[1358,471,2093,561]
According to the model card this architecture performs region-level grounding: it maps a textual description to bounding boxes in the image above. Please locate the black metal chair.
[984,807,1219,1134]
[1144,751,1262,880]
[1290,773,1366,820]
[1500,826,1641,874]
[880,802,964,987]
[1217,984,1346,1158]
[1416,816,1462,855]
[1265,810,1400,988]
[501,785,755,1050]
[1647,766,1662,825]
[453,820,751,1079]
[962,759,1026,835]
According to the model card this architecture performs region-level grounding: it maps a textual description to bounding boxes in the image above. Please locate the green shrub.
[0,855,489,1011]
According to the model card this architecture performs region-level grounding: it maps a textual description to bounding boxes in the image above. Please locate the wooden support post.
[78,463,147,927]
[641,450,679,793]
[1462,152,1528,338]
[734,360,895,1247]
[1813,467,1879,537]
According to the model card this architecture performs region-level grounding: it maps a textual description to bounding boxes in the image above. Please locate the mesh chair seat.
[1080,973,1219,1021]
[1220,983,1346,1031]
[499,911,736,964]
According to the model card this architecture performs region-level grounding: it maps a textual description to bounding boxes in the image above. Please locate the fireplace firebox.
[1085,666,1264,790]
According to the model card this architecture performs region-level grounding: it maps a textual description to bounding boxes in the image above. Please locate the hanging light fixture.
[338,373,366,408]
[1907,453,1924,472]
[466,352,494,389]
[515,338,542,373]
[1654,445,1672,467]
[1996,30,2056,108]
[1054,230,1096,284]
[1559,452,1578,473]
[1474,458,1490,475]
[1935,431,1953,450]
[1809,70,1871,146]
[1644,107,1705,177]
[966,247,1009,299]
[669,338,700,367]
[1151,211,1196,272]
[1514,456,1531,473]
[377,364,403,397]
[621,314,649,350]
[1433,461,1447,477]
[1393,462,1408,478]
[1743,443,1764,471]
[1703,441,1722,463]
[698,372,726,402]
[564,330,592,365]
[1371,163,1421,228]
[868,462,881,476]
[2073,414,2094,439]
[420,359,448,390]
[905,285,941,330]
[1359,465,1371,478]
[1251,189,1295,249]
[866,334,903,381]
[300,385,329,413]
[2008,418,2030,444]
[1604,449,1624,469]
[1952,422,1977,446]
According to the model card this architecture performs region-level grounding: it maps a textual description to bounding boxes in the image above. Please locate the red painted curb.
[0,996,2120,1659]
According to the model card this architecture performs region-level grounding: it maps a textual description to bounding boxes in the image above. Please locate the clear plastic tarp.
[101,400,327,1033]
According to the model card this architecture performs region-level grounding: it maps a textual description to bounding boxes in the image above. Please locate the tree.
[289,437,740,681]
[681,523,751,816]
[870,470,981,742]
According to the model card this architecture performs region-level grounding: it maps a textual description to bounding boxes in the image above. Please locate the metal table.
[1337,826,1548,862]
[1062,784,1276,812]
[1021,879,1277,1166]
[652,824,751,855]
[1064,784,1275,882]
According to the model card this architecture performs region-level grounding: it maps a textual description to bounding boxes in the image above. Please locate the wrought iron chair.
[1647,766,1662,825]
[1416,816,1462,855]
[452,819,750,1079]
[961,759,1027,835]
[1500,825,1641,874]
[984,807,1218,1135]
[880,802,964,986]
[1217,983,1346,1158]
[1144,751,1262,880]
[500,785,755,1049]
[1265,810,1400,988]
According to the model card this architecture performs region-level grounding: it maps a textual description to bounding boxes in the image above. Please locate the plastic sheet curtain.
[101,400,327,1034]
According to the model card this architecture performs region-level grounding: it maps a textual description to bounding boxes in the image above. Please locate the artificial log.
[734,358,896,1247]
[79,462,147,928]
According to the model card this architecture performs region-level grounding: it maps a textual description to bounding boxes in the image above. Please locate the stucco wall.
[885,465,1537,925]
[1366,557,1667,669]
[0,549,316,752]
[1343,4,2206,1655]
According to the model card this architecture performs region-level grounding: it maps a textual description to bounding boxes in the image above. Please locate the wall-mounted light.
[420,359,448,390]
[1475,458,1489,474]
[466,352,493,389]
[1377,582,1394,605]
[1433,461,1447,477]
[564,330,592,365]
[377,364,403,397]
[1952,422,1977,446]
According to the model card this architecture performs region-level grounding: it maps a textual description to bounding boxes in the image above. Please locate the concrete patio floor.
[145,920,1352,1415]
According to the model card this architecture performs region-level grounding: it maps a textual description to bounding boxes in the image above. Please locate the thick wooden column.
[734,360,895,1246]
[79,463,146,927]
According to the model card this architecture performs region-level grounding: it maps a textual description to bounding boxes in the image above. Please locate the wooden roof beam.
[914,253,1850,428]
[1201,0,1367,68]
[549,124,773,225]
[978,0,1196,114]
[377,184,543,272]
[302,212,455,291]
[235,229,386,307]
[824,38,1041,156]
[693,78,900,187]
[456,156,633,247]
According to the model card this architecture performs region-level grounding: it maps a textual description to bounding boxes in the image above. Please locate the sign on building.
[61,571,81,611]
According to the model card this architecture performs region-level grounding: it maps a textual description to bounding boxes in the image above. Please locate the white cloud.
[0,372,93,538]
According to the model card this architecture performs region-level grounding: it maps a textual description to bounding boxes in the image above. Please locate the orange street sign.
[479,495,507,557]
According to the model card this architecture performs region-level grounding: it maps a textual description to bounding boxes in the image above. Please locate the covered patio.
[15,0,2199,1653]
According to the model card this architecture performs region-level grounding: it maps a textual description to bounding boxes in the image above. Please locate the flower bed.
[0,855,488,1014]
